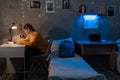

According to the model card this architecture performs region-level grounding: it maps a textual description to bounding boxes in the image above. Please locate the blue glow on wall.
[83,15,99,29]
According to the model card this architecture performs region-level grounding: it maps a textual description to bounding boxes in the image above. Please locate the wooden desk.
[75,41,116,71]
[0,43,25,77]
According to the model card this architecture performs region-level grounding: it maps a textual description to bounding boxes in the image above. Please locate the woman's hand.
[12,34,21,44]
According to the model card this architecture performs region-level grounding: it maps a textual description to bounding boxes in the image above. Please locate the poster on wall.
[46,0,55,13]
[99,4,105,15]
[107,6,115,16]
[30,1,41,8]
[62,0,71,9]
[119,5,120,14]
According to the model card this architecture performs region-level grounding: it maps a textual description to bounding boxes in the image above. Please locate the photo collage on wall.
[30,0,71,13]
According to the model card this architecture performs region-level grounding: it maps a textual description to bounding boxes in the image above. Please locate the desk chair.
[27,40,53,80]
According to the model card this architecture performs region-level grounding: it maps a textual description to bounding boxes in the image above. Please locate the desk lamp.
[9,22,17,41]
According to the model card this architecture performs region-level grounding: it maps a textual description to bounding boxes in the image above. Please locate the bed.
[116,39,120,74]
[48,38,107,80]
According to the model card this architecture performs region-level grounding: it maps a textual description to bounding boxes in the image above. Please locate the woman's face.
[23,29,30,35]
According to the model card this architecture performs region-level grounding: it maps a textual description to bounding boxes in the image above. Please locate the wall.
[0,0,120,42]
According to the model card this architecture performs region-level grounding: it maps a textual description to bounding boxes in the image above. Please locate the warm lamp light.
[11,25,17,29]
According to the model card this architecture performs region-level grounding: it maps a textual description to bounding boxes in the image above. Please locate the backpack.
[59,41,74,58]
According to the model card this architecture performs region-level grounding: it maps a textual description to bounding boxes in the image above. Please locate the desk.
[0,43,25,74]
[75,41,116,71]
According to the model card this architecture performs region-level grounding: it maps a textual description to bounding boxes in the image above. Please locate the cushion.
[59,40,74,58]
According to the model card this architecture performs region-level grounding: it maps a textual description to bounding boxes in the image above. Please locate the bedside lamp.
[9,22,17,41]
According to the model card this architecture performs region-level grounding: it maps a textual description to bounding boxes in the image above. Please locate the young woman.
[15,23,48,54]
[14,23,48,79]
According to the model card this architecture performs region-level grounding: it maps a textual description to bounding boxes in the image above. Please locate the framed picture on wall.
[99,4,105,15]
[107,6,115,16]
[30,1,41,8]
[46,0,55,13]
[119,5,120,14]
[62,0,71,9]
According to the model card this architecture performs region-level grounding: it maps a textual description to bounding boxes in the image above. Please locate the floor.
[84,55,120,80]
[0,55,120,80]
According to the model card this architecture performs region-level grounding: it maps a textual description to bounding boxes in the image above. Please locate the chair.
[27,40,53,80]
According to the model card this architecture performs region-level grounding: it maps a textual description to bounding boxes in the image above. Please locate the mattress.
[49,54,107,80]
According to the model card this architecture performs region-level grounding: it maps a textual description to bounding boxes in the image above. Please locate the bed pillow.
[59,40,74,58]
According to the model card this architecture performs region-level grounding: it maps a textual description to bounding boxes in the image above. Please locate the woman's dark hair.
[23,23,36,31]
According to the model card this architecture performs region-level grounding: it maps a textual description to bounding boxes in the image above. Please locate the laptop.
[89,34,101,41]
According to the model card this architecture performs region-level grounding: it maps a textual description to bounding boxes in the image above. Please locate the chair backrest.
[46,40,53,61]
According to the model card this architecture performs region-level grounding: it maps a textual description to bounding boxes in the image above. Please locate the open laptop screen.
[89,34,101,41]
